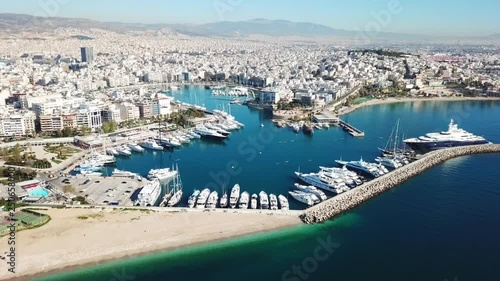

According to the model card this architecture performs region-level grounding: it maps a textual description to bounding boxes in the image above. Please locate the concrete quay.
[300,144,500,224]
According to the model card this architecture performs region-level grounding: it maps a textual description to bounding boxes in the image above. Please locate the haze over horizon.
[1,0,499,37]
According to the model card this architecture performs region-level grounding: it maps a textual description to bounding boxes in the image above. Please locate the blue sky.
[1,0,499,36]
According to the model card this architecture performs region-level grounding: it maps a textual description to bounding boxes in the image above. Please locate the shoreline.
[1,208,301,281]
[11,225,298,281]
[336,96,500,116]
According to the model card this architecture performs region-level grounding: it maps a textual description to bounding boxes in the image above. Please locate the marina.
[301,144,500,224]
[56,89,500,215]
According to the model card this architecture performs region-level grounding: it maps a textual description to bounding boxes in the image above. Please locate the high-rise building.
[80,47,94,63]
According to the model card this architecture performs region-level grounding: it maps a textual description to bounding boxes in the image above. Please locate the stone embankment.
[300,144,500,224]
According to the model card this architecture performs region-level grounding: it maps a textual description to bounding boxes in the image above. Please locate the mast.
[393,119,400,154]
[384,123,396,152]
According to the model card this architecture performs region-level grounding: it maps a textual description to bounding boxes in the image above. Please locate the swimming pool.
[28,188,50,197]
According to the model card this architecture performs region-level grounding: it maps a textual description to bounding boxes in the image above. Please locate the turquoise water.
[35,87,500,281]
[28,188,50,197]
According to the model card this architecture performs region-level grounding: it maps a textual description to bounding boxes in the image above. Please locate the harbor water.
[36,87,500,281]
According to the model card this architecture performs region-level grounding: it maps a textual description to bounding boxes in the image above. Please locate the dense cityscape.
[1,28,500,138]
[0,3,500,281]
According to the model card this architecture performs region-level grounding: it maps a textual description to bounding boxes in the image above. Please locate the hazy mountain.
[0,13,498,43]
[0,13,177,35]
[168,18,356,38]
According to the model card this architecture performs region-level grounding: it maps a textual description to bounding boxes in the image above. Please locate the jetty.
[300,144,500,224]
[338,119,365,137]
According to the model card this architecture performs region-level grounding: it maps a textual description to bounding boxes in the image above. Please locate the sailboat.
[166,165,183,207]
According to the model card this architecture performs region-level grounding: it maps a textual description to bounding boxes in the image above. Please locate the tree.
[62,127,75,137]
[80,125,91,136]
[102,121,118,134]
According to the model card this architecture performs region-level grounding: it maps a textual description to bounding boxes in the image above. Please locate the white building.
[76,105,102,129]
[118,103,140,121]
[0,110,36,136]
[152,94,173,116]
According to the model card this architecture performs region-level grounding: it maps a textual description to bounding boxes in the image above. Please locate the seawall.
[300,144,500,224]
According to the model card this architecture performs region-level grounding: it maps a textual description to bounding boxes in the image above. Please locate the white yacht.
[375,156,402,169]
[196,188,210,208]
[116,146,132,156]
[206,191,219,208]
[155,135,182,148]
[288,191,319,206]
[80,170,102,177]
[135,179,161,207]
[194,126,227,140]
[295,171,345,194]
[229,184,240,208]
[250,194,258,209]
[89,152,116,165]
[127,143,145,153]
[188,190,200,208]
[278,195,289,210]
[294,183,328,201]
[204,123,230,136]
[219,193,228,208]
[111,169,137,178]
[269,194,278,210]
[106,148,119,156]
[259,191,269,209]
[147,168,178,182]
[140,140,164,151]
[335,157,384,178]
[238,191,249,209]
[404,119,490,151]
[187,131,201,139]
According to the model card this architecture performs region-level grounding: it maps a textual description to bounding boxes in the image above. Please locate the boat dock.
[300,144,500,224]
[338,119,365,137]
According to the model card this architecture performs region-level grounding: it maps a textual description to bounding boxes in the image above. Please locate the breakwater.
[300,144,500,224]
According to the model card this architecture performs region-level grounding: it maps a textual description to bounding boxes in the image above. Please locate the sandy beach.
[336,96,500,116]
[0,208,301,281]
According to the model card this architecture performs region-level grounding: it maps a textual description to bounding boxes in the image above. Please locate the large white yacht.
[147,168,178,182]
[288,191,319,206]
[294,183,328,201]
[135,179,161,207]
[335,157,384,178]
[295,171,346,194]
[111,169,137,178]
[127,143,145,152]
[404,119,490,151]
[194,126,227,140]
[140,140,164,151]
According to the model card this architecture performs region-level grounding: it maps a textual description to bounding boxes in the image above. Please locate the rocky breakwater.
[300,144,500,224]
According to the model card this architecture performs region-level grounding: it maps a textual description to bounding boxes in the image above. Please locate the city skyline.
[1,0,499,37]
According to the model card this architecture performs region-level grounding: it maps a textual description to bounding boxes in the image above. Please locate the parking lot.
[52,175,143,206]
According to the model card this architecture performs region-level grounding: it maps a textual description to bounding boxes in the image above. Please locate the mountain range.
[0,13,498,43]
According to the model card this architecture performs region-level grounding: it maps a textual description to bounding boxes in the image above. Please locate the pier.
[300,144,500,224]
[338,119,365,137]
